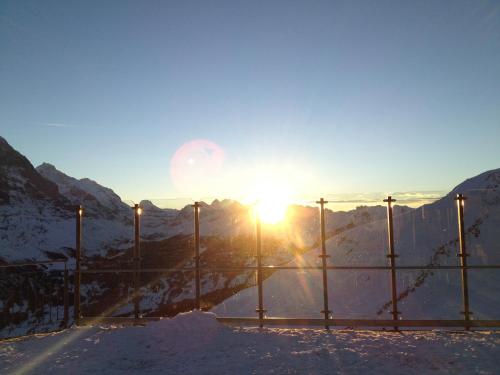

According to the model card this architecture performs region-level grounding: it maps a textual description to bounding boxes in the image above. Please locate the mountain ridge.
[1,135,500,337]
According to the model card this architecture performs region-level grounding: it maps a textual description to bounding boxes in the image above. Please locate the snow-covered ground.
[1,311,499,375]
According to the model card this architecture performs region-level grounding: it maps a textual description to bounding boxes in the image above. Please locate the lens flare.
[170,139,225,197]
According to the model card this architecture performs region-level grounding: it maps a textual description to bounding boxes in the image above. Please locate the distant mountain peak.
[37,162,57,170]
[36,162,72,181]
[210,199,242,210]
[36,161,130,219]
[139,199,162,211]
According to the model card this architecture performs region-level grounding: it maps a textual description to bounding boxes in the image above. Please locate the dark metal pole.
[317,198,331,329]
[384,196,399,330]
[133,204,141,320]
[63,262,69,328]
[255,212,265,328]
[192,202,201,310]
[74,205,82,325]
[455,193,471,330]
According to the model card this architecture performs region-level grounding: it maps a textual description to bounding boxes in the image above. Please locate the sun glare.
[256,197,289,224]
[246,180,293,225]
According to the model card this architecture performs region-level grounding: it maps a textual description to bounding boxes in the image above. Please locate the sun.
[240,163,302,225]
[256,197,289,224]
[246,181,293,225]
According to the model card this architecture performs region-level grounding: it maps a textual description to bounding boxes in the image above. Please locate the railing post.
[192,202,201,310]
[455,193,471,330]
[255,212,266,328]
[74,205,82,325]
[384,196,400,330]
[133,204,142,320]
[317,198,331,329]
[63,262,69,328]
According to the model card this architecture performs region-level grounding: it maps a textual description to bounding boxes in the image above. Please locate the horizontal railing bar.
[81,268,195,273]
[79,317,162,325]
[216,317,500,328]
[77,316,500,328]
[79,265,500,273]
[0,260,68,268]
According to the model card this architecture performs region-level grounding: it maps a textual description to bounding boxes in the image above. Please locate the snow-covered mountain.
[0,135,387,264]
[0,138,255,262]
[213,168,500,321]
[0,136,399,336]
[3,135,499,336]
[36,163,132,221]
[0,137,74,261]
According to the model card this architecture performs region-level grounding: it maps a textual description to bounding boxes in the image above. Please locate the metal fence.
[74,194,500,330]
[0,260,69,338]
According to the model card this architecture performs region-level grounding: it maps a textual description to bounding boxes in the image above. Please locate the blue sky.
[1,0,499,205]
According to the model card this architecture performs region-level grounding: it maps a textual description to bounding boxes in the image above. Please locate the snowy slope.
[213,168,500,321]
[1,311,500,375]
[0,137,74,261]
[36,163,132,220]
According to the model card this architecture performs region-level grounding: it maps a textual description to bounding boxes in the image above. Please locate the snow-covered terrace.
[1,311,500,374]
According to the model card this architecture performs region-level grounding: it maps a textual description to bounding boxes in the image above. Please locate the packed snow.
[1,311,500,374]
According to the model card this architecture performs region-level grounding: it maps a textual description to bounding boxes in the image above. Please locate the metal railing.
[75,194,500,330]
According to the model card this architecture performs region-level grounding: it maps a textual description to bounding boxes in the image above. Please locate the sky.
[1,0,499,207]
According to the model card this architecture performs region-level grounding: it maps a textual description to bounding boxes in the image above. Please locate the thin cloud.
[323,191,446,208]
[40,122,78,128]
